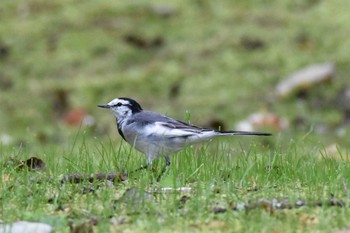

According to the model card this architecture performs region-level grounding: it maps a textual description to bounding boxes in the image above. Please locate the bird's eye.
[116,102,122,107]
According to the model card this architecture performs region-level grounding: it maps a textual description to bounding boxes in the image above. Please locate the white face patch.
[107,98,133,119]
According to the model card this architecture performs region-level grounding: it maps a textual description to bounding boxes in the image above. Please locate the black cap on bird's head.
[118,97,143,113]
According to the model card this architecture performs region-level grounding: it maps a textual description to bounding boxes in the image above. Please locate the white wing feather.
[144,122,204,137]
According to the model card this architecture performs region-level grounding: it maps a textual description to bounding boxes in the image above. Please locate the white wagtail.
[98,97,271,169]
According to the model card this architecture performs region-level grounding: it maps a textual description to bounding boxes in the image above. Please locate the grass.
[2,135,350,232]
[1,0,350,232]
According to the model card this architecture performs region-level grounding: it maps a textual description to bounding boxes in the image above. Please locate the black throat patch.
[116,119,126,141]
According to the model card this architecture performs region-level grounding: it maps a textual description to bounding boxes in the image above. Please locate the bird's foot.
[156,164,170,182]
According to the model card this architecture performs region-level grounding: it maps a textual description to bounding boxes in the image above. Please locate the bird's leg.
[128,162,150,177]
[165,155,171,167]
[129,155,170,182]
[130,156,154,175]
[133,164,149,172]
[156,156,171,182]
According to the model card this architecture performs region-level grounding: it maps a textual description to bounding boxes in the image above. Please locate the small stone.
[295,200,307,207]
[275,63,335,98]
[151,5,176,17]
[0,221,52,233]
[0,134,13,145]
[236,112,288,131]
[213,207,227,214]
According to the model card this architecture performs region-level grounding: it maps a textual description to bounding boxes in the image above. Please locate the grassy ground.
[1,0,350,232]
[2,138,350,232]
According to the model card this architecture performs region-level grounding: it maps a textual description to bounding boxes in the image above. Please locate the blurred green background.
[1,0,349,150]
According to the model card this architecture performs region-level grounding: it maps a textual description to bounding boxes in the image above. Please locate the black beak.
[98,104,110,109]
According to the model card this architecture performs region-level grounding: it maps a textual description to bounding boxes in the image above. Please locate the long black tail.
[217,130,272,136]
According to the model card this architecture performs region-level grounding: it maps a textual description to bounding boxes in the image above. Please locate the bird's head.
[98,97,143,119]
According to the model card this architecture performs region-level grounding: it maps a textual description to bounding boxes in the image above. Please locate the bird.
[98,97,271,170]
